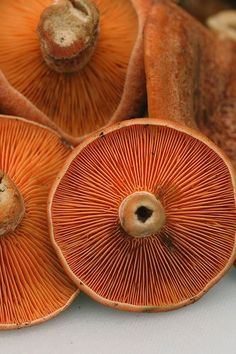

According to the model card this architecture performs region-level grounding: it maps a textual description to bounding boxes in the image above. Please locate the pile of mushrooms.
[0,0,236,328]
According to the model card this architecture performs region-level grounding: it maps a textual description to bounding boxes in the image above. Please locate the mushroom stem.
[37,0,100,73]
[207,11,236,41]
[0,171,25,236]
[119,192,166,238]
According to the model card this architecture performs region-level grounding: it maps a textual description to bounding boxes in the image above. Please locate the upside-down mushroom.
[145,0,236,169]
[49,117,236,312]
[0,0,152,145]
[0,115,78,329]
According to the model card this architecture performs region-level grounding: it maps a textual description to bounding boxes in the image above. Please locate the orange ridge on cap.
[0,0,152,145]
[49,118,236,312]
[0,115,78,330]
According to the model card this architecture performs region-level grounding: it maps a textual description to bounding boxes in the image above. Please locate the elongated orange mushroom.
[49,117,236,312]
[0,0,152,145]
[146,0,236,169]
[0,115,78,329]
[205,10,236,180]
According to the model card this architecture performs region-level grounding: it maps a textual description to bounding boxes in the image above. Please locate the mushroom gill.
[0,0,150,143]
[0,115,78,329]
[49,119,236,312]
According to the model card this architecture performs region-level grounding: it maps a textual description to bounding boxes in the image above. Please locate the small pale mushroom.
[48,117,236,312]
[0,0,152,145]
[0,115,78,329]
[48,2,236,311]
[207,10,236,41]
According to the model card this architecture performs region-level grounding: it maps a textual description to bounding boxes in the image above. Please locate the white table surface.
[1,267,236,354]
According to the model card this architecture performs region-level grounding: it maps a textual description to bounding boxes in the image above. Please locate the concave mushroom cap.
[0,115,78,329]
[49,118,236,312]
[145,0,236,169]
[0,0,152,145]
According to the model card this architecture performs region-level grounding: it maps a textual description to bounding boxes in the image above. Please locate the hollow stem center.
[0,171,25,236]
[37,0,100,73]
[119,192,166,238]
[135,205,153,223]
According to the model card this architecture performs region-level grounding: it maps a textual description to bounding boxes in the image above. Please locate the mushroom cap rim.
[0,290,79,330]
[48,117,236,312]
[0,114,77,329]
[0,114,73,148]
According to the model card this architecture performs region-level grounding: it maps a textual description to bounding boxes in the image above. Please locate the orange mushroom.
[0,0,152,145]
[48,2,236,311]
[207,10,236,41]
[0,115,78,329]
[145,0,236,169]
[204,10,236,176]
[49,117,236,312]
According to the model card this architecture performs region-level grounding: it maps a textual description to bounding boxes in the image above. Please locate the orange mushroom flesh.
[49,119,236,312]
[0,115,78,329]
[0,0,140,139]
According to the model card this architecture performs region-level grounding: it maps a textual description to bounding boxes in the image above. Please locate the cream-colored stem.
[37,0,100,73]
[207,11,236,41]
[0,171,25,236]
[119,191,166,238]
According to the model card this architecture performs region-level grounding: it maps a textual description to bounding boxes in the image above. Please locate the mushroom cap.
[145,1,236,169]
[49,118,236,312]
[0,0,151,144]
[0,115,78,329]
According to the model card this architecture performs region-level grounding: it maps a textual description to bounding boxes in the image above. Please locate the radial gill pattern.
[50,122,236,311]
[0,0,138,137]
[0,116,77,329]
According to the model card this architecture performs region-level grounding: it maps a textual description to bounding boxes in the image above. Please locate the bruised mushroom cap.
[49,118,236,312]
[0,0,152,145]
[0,115,78,329]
